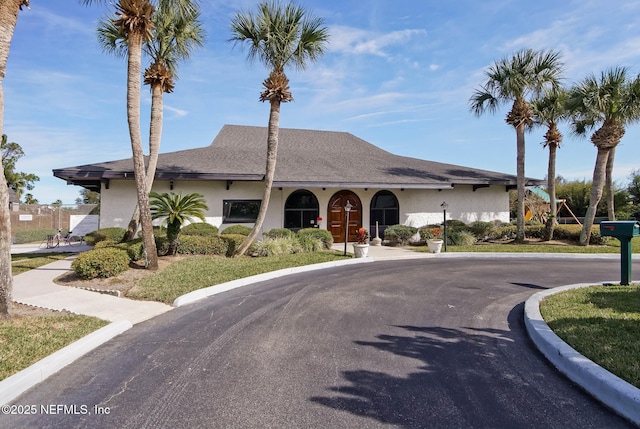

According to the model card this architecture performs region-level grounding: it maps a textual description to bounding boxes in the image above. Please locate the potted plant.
[425,227,444,253]
[352,227,370,258]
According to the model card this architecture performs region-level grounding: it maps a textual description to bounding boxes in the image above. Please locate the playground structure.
[524,187,582,225]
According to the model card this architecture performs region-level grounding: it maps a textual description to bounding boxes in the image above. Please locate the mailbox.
[600,221,640,239]
[599,221,640,285]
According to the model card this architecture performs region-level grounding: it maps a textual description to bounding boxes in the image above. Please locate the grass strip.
[540,285,640,388]
[0,313,108,380]
[11,253,71,275]
[128,252,349,304]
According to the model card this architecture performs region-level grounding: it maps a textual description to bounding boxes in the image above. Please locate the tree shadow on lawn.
[308,304,623,429]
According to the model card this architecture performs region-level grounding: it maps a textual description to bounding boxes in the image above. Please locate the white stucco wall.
[99,180,510,236]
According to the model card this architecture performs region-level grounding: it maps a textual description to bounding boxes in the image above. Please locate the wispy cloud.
[328,25,426,58]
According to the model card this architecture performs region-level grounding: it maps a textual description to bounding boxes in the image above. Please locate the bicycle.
[45,234,60,249]
[62,232,84,246]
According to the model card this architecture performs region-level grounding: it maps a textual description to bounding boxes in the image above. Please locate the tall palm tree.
[149,191,208,255]
[470,48,563,243]
[92,0,159,269]
[111,0,204,242]
[230,1,329,256]
[0,0,29,318]
[566,67,640,245]
[531,88,568,241]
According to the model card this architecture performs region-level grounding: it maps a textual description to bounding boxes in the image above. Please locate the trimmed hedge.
[384,224,418,245]
[181,223,219,236]
[71,248,131,279]
[177,235,227,255]
[84,227,126,245]
[264,228,295,239]
[220,225,252,236]
[220,233,253,257]
[298,228,333,249]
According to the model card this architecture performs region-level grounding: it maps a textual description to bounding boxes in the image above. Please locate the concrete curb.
[173,257,375,307]
[0,320,132,406]
[524,282,640,425]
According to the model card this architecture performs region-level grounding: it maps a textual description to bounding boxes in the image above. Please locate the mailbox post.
[599,221,640,285]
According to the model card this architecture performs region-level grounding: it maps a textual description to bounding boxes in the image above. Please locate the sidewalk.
[12,249,172,324]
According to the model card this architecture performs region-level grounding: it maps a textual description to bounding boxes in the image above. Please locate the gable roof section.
[54,124,539,191]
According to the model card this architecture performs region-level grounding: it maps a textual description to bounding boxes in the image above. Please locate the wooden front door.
[328,191,362,243]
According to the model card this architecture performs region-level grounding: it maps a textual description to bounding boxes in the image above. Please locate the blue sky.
[4,0,640,204]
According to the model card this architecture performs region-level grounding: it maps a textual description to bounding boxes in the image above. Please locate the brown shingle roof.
[54,124,539,190]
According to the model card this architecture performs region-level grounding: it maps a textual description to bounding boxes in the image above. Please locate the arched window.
[284,190,319,231]
[370,191,399,235]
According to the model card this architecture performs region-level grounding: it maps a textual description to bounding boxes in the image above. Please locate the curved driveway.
[3,257,637,428]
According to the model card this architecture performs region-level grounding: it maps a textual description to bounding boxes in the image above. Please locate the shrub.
[487,225,517,241]
[298,228,333,249]
[181,222,218,236]
[254,237,299,257]
[264,228,295,239]
[220,233,253,257]
[384,224,418,245]
[467,221,495,239]
[94,239,118,249]
[220,225,252,236]
[176,235,228,255]
[553,224,607,245]
[296,234,324,253]
[419,226,442,241]
[71,248,131,279]
[84,227,126,245]
[446,230,477,246]
[445,219,468,230]
[14,228,57,244]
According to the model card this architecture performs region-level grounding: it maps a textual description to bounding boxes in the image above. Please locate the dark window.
[370,191,399,234]
[284,190,319,231]
[223,200,261,223]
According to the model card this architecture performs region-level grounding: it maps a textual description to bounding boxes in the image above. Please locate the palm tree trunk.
[122,82,164,242]
[0,0,23,318]
[544,143,557,241]
[605,147,616,221]
[580,147,609,245]
[126,32,158,269]
[235,99,281,257]
[515,123,526,243]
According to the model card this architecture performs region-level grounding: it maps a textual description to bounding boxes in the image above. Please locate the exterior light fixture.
[440,201,448,251]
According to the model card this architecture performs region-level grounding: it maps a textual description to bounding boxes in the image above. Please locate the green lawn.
[540,285,640,388]
[0,314,108,380]
[11,253,71,275]
[128,252,350,304]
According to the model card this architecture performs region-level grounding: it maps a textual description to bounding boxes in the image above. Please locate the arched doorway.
[370,190,399,238]
[328,190,362,243]
[284,190,319,232]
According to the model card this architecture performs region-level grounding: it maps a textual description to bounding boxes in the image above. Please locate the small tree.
[149,191,208,255]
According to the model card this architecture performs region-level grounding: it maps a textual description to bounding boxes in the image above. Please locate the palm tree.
[566,67,640,245]
[470,48,563,243]
[93,0,159,269]
[149,191,208,255]
[102,0,204,242]
[230,1,329,256]
[531,88,568,241]
[0,0,30,318]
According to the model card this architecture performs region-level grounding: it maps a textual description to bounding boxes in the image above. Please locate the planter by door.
[427,239,443,254]
[328,191,362,243]
[353,243,369,258]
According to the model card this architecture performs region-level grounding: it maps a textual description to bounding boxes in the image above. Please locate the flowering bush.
[355,227,369,244]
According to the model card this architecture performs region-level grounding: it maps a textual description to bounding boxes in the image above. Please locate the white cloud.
[328,25,426,58]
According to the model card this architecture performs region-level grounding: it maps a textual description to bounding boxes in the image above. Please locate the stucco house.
[53,125,540,242]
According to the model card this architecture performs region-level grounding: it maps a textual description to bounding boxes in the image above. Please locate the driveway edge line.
[524,282,640,425]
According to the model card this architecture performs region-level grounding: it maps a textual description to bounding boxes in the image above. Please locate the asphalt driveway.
[3,257,637,428]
